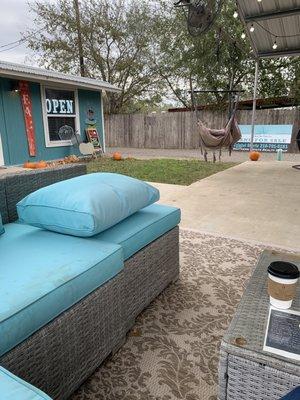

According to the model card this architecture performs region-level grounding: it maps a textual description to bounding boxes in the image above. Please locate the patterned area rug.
[71,230,274,400]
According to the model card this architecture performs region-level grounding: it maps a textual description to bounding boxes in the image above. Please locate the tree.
[26,0,164,114]
[153,0,300,108]
[151,0,252,107]
[26,0,300,113]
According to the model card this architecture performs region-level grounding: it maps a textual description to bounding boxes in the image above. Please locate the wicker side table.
[218,250,300,400]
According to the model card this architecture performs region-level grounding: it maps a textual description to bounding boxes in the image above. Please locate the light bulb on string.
[233,11,238,18]
[273,40,278,50]
[241,32,246,39]
[250,24,255,32]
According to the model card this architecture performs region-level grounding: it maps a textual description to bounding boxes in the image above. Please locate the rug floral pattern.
[71,230,269,400]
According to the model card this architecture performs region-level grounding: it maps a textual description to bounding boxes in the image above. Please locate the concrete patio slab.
[152,161,300,250]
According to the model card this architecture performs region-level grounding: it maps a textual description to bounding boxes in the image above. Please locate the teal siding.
[0,77,103,165]
[78,89,104,148]
[0,80,10,163]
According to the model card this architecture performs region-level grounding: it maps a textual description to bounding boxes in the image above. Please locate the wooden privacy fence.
[104,109,298,150]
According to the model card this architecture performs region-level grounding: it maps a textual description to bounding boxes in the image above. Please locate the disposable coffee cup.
[268,261,299,309]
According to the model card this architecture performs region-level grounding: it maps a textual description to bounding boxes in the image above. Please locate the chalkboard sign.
[264,307,300,361]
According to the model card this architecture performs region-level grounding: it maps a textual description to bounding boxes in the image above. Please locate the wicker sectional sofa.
[0,164,180,399]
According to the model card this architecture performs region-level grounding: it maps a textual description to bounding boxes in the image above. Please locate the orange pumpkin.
[35,160,48,169]
[249,151,260,161]
[23,161,31,168]
[23,161,36,169]
[113,152,122,161]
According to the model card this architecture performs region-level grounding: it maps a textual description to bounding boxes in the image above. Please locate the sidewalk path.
[150,161,300,250]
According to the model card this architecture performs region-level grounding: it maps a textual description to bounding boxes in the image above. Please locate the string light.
[255,21,300,38]
[250,24,255,32]
[233,10,238,18]
[253,21,300,51]
[241,32,246,39]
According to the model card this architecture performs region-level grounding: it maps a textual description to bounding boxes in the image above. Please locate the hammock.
[197,100,242,161]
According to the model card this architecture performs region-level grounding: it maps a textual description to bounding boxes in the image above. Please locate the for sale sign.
[234,125,293,152]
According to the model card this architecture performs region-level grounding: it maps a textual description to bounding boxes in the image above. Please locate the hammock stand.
[191,90,243,162]
[174,1,245,161]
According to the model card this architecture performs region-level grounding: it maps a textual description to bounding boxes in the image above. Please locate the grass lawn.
[87,157,237,186]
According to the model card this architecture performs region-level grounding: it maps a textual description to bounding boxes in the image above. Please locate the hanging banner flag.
[19,81,36,157]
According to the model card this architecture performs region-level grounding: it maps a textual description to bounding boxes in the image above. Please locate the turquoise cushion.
[0,366,52,399]
[0,223,123,356]
[95,204,181,260]
[0,213,4,235]
[17,173,160,237]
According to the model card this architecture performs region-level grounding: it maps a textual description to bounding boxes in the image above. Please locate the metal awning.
[236,0,300,58]
[0,61,121,93]
[235,0,300,151]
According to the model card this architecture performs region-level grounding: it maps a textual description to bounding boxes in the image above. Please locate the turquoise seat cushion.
[95,203,181,260]
[0,223,123,357]
[17,173,160,237]
[0,366,52,399]
[0,213,4,235]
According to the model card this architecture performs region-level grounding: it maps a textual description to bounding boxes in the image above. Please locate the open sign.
[46,99,74,114]
[45,88,76,115]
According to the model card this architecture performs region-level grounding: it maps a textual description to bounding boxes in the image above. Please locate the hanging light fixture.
[250,24,255,32]
[273,39,278,49]
[241,32,246,39]
[233,10,238,18]
[10,81,20,93]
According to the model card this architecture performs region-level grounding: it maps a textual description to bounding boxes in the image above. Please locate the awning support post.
[250,60,259,151]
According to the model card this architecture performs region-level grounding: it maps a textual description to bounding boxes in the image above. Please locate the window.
[41,86,80,147]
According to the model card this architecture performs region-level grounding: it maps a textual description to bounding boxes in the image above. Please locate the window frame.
[41,85,81,148]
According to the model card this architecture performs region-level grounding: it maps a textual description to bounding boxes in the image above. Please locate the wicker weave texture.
[0,177,8,224]
[218,251,300,400]
[0,228,180,399]
[4,164,86,222]
[124,227,179,331]
[225,355,300,400]
[0,272,125,399]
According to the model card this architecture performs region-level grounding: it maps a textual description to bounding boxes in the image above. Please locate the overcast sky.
[0,0,38,64]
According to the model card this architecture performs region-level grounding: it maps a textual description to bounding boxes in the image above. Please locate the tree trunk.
[288,107,300,153]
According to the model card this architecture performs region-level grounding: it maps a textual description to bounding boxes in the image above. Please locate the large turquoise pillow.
[17,173,160,237]
[0,213,4,235]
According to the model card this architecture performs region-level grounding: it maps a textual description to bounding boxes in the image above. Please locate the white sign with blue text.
[234,125,293,152]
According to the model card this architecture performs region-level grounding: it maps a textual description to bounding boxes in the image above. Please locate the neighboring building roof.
[168,96,299,112]
[236,0,300,58]
[234,96,299,110]
[0,60,121,93]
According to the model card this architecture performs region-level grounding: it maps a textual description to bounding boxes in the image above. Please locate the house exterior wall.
[0,77,103,165]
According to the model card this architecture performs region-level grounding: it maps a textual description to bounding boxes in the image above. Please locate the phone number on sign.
[234,142,289,152]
